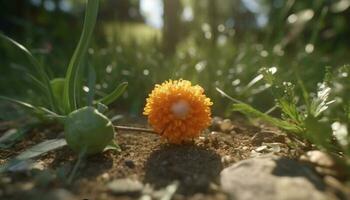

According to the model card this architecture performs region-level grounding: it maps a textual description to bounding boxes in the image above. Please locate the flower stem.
[114,125,156,134]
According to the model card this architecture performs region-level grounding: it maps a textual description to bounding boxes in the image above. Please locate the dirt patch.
[0,119,312,200]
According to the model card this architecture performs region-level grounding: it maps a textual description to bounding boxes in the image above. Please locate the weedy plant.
[219,65,350,174]
[0,0,127,177]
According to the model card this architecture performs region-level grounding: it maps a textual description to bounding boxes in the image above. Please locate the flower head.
[143,79,213,143]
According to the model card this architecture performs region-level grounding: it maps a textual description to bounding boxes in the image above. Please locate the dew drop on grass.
[205,31,212,39]
[217,35,227,46]
[88,48,94,55]
[106,65,113,73]
[269,66,277,74]
[83,86,89,93]
[95,84,101,90]
[260,50,269,57]
[216,70,223,76]
[201,23,211,32]
[218,24,225,32]
[305,43,314,53]
[116,46,122,53]
[122,70,130,76]
[232,79,240,86]
[287,14,298,24]
[229,68,235,74]
[44,0,55,11]
[273,44,284,56]
[331,122,348,146]
[195,61,206,72]
[143,69,149,76]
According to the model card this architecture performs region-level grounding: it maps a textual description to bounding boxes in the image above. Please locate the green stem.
[67,147,87,184]
[114,125,156,134]
[63,0,99,114]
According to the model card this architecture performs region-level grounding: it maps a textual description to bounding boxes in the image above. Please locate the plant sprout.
[0,0,128,157]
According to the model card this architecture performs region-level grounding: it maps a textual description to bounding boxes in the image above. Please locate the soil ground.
[0,118,340,200]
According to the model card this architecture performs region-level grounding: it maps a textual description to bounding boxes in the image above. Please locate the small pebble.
[306,151,335,167]
[125,160,135,169]
[250,150,262,157]
[265,143,282,153]
[210,131,220,135]
[101,173,110,181]
[255,145,268,152]
[315,166,339,177]
[211,116,223,131]
[242,146,249,150]
[44,189,76,200]
[31,161,45,171]
[18,182,35,191]
[0,177,11,184]
[221,155,232,165]
[220,119,234,132]
[139,195,152,200]
[107,178,143,195]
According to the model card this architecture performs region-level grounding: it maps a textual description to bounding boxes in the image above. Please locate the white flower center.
[171,100,190,119]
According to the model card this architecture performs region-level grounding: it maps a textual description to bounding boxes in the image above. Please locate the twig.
[114,125,156,134]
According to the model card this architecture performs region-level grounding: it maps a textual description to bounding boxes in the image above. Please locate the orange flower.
[143,79,213,143]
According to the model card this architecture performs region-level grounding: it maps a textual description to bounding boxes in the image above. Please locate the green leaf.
[27,74,47,93]
[50,78,65,114]
[97,82,128,106]
[63,0,99,114]
[0,139,67,173]
[278,98,303,124]
[0,96,41,112]
[104,140,121,152]
[304,116,333,150]
[0,128,29,149]
[16,139,67,160]
[0,96,63,120]
[87,63,96,107]
[232,103,303,133]
[0,33,57,112]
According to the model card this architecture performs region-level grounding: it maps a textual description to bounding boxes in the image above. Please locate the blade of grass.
[232,103,303,133]
[27,74,47,93]
[0,33,57,112]
[0,96,42,113]
[63,0,99,114]
[216,87,243,104]
[87,63,96,107]
[0,139,67,173]
[97,82,128,106]
[0,96,63,120]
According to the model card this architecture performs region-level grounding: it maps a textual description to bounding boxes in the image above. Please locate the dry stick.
[114,125,156,134]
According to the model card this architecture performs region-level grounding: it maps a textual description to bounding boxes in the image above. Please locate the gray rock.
[38,189,76,200]
[220,119,234,132]
[300,150,342,178]
[300,150,335,168]
[220,155,331,200]
[46,189,76,200]
[107,178,143,195]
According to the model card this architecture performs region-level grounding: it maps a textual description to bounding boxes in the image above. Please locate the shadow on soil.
[272,157,326,191]
[144,144,223,195]
[47,148,114,180]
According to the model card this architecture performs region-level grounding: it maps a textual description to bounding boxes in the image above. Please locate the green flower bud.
[64,106,114,155]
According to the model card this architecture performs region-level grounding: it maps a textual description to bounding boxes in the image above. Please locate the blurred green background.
[1,0,350,117]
